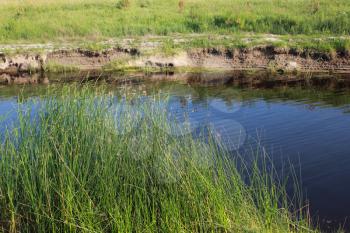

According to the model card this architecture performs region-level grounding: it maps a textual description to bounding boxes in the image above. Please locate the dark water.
[1,75,350,230]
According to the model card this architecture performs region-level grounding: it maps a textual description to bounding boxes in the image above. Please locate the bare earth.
[1,35,350,78]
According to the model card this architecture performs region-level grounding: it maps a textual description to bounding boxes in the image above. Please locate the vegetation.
[0,0,349,43]
[116,0,131,9]
[0,86,316,232]
[44,62,80,73]
[0,0,348,231]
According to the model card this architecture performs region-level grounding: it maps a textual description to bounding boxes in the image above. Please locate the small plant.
[178,0,184,13]
[309,0,320,14]
[102,58,130,71]
[328,48,337,60]
[345,42,350,58]
[161,39,178,56]
[44,62,79,73]
[139,0,150,8]
[116,0,131,9]
[184,6,203,32]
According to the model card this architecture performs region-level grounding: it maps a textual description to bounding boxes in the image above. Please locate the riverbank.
[1,0,350,81]
[1,35,350,77]
[1,0,350,77]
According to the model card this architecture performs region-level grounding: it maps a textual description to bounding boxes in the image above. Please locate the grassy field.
[0,85,317,232]
[0,0,349,44]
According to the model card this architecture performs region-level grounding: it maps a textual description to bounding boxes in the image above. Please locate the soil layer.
[1,45,350,79]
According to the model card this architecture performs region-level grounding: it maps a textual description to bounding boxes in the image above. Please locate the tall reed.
[0,85,316,232]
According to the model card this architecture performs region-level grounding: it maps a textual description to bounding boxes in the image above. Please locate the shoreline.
[1,35,350,77]
[2,69,350,90]
[1,47,350,77]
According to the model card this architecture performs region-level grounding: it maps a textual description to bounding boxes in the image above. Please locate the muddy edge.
[1,45,350,77]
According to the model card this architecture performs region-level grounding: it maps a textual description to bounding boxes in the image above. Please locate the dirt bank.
[1,45,350,76]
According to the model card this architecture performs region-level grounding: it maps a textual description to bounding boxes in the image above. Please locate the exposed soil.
[187,46,350,72]
[0,45,350,78]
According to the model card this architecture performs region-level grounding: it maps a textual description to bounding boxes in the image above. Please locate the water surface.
[1,75,350,230]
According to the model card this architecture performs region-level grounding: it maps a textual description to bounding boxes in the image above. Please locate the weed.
[139,0,150,8]
[178,0,184,13]
[309,0,320,14]
[116,0,130,9]
[44,62,79,73]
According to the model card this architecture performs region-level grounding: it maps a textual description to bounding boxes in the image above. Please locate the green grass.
[0,85,317,232]
[0,0,349,44]
[1,0,350,57]
[44,62,80,73]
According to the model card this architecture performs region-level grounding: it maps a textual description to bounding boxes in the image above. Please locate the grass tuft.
[0,85,318,232]
[116,0,131,9]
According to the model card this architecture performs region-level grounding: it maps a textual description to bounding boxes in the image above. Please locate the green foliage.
[138,0,150,8]
[0,85,317,233]
[161,38,178,56]
[44,62,79,73]
[0,0,349,42]
[184,6,205,33]
[116,0,131,9]
[309,0,321,14]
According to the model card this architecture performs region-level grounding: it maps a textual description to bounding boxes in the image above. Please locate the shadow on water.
[1,71,350,231]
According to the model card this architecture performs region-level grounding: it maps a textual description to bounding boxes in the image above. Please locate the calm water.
[1,75,350,230]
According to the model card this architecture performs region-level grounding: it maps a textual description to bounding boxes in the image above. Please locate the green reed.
[0,85,317,232]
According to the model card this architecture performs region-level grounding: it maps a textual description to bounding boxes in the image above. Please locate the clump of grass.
[102,59,128,71]
[161,38,178,56]
[178,0,184,13]
[116,0,131,9]
[44,62,79,73]
[185,6,204,32]
[81,42,113,52]
[0,85,317,233]
[139,0,150,8]
[309,0,320,14]
[345,42,350,57]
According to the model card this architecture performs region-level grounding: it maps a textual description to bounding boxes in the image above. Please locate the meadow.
[0,85,317,232]
[0,0,349,43]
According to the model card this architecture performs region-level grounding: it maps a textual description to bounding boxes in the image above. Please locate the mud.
[0,45,350,76]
